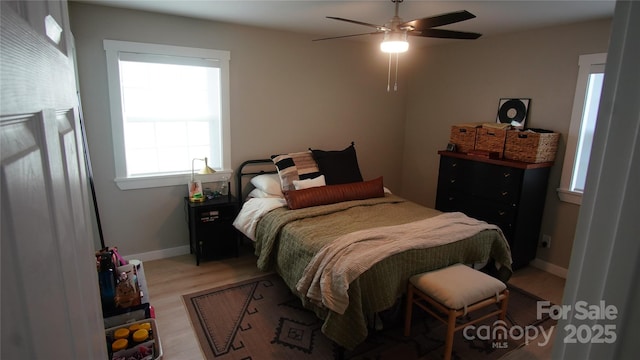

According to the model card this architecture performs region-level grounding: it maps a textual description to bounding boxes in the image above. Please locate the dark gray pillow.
[311,142,363,185]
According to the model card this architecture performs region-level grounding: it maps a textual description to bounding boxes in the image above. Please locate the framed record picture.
[497,98,530,129]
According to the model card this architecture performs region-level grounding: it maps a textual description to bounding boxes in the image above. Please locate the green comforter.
[254,194,512,349]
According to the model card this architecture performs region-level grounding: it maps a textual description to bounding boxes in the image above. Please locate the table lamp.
[188,157,215,202]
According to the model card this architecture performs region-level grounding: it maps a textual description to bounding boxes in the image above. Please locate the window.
[104,40,231,190]
[558,53,606,204]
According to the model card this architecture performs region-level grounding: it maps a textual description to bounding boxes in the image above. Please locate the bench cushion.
[409,263,506,310]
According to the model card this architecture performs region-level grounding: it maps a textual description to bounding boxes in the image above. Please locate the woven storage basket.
[449,125,480,153]
[474,127,507,158]
[504,130,560,163]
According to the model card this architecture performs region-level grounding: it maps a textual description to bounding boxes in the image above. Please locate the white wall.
[70,3,407,256]
[401,18,612,270]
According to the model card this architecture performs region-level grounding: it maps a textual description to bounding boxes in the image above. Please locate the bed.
[232,148,512,350]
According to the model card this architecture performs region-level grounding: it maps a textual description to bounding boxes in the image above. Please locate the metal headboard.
[235,159,278,207]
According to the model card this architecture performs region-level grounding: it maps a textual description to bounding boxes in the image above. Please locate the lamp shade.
[192,157,215,179]
[380,32,409,53]
[198,158,216,175]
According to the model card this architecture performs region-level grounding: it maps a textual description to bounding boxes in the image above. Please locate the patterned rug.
[183,273,555,359]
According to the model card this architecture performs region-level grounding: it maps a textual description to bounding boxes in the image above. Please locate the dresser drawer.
[435,190,468,213]
[440,156,468,175]
[475,183,521,204]
[467,200,516,228]
[437,156,471,191]
[470,163,523,203]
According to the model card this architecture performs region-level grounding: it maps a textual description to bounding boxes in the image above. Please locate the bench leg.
[499,289,510,321]
[404,284,414,336]
[443,310,457,360]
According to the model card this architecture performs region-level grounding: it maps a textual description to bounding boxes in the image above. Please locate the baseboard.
[123,245,191,262]
[530,258,568,279]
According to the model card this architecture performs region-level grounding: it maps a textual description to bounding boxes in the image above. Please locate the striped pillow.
[272,151,321,192]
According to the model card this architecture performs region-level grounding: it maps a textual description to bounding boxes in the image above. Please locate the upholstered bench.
[404,263,510,360]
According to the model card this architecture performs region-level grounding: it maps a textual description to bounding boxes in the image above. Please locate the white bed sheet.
[232,197,286,241]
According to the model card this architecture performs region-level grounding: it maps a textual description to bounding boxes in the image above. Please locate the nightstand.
[185,195,239,265]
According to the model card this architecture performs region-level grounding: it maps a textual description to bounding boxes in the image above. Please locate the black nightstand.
[185,195,239,265]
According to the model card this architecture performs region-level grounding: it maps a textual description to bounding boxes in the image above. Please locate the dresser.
[435,151,553,269]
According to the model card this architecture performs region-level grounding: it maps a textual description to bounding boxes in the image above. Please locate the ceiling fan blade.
[326,16,389,31]
[409,28,482,40]
[313,32,383,42]
[401,10,476,31]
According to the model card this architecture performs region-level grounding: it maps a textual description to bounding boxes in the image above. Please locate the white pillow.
[250,174,283,196]
[293,175,326,190]
[247,188,283,199]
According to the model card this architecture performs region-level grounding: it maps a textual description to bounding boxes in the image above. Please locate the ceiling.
[75,0,616,46]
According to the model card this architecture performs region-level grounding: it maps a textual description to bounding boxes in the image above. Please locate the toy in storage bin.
[106,318,163,360]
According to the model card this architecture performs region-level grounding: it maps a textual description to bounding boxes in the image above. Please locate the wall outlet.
[541,234,551,248]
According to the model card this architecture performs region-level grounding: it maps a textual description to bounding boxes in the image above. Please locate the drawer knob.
[450,179,456,184]
[452,163,457,167]
[501,191,509,196]
[503,173,511,178]
[498,210,506,216]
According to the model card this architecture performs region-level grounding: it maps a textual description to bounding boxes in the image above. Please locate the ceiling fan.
[314,0,482,52]
[314,0,481,91]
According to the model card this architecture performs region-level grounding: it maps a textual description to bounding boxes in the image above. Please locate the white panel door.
[1,1,107,358]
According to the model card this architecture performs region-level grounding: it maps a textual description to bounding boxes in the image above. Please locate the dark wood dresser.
[435,151,553,269]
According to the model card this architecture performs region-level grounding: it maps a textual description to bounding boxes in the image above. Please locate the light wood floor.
[509,265,565,305]
[144,250,565,360]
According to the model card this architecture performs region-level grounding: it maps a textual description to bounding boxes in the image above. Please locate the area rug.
[183,273,555,359]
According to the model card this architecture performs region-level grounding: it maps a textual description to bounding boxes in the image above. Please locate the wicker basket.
[504,130,560,163]
[449,124,480,153]
[474,127,507,158]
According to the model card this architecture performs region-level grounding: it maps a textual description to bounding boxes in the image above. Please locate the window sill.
[115,170,233,190]
[557,188,583,205]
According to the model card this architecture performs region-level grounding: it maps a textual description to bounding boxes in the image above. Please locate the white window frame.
[104,40,232,190]
[557,53,606,204]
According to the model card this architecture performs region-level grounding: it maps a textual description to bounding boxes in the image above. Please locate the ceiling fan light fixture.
[380,32,409,53]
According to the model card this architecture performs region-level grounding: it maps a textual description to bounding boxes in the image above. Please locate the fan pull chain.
[394,52,400,91]
[387,53,400,92]
[387,53,392,92]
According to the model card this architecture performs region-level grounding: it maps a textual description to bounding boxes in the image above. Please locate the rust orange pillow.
[284,177,384,210]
